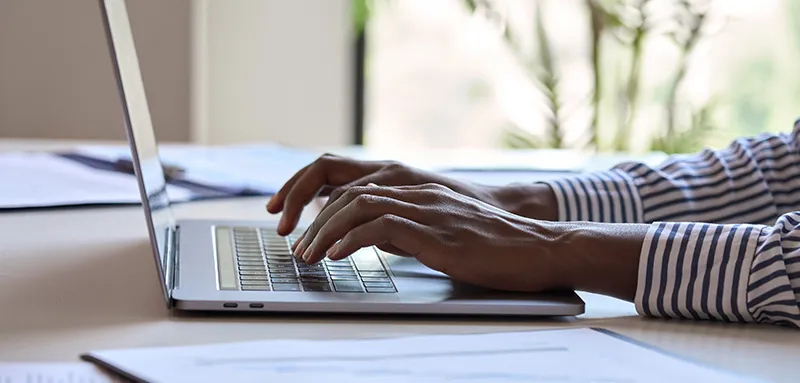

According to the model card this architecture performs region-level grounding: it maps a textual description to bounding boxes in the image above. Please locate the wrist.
[489,183,559,221]
[551,222,647,301]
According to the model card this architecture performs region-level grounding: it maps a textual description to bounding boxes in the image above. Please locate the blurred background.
[1,0,799,154]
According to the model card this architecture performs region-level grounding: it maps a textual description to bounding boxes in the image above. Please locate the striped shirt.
[543,120,800,328]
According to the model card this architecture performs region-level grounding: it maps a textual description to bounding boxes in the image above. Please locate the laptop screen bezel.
[98,0,176,308]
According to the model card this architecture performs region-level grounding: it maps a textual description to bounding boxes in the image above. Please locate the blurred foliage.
[357,0,799,154]
[466,0,723,154]
[352,0,371,34]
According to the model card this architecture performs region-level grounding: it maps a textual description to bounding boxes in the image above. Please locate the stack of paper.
[0,363,123,383]
[75,144,319,196]
[77,328,762,383]
[0,152,191,210]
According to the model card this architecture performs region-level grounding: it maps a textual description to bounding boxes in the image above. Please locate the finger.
[277,155,341,235]
[376,244,412,257]
[302,193,431,263]
[291,231,305,255]
[321,173,385,212]
[278,155,386,235]
[296,185,433,260]
[266,163,311,214]
[325,214,430,262]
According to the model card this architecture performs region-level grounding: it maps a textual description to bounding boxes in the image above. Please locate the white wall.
[192,0,352,147]
[0,0,352,148]
[0,0,191,142]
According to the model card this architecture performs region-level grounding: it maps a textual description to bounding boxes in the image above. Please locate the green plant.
[352,0,371,34]
[465,0,725,154]
[658,0,712,152]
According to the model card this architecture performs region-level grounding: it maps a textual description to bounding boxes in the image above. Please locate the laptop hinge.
[164,225,179,303]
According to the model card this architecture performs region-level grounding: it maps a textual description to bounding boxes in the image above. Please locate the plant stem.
[615,0,649,152]
[534,1,564,148]
[586,0,603,150]
[665,5,706,153]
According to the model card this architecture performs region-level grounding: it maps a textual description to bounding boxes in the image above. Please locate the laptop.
[98,0,585,316]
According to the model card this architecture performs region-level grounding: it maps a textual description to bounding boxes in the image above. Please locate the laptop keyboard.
[231,227,396,293]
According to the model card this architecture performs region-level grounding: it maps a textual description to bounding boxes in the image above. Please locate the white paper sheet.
[0,152,192,209]
[83,328,763,383]
[76,144,318,195]
[0,363,123,383]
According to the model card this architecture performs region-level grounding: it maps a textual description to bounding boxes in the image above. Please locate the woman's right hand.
[266,154,501,235]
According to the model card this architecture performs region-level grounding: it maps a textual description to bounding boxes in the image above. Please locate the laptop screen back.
[99,0,176,306]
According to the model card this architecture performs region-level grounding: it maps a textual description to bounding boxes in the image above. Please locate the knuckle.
[320,153,338,161]
[342,187,363,201]
[329,186,346,200]
[353,193,380,208]
[316,153,339,167]
[378,214,401,229]
[383,161,405,172]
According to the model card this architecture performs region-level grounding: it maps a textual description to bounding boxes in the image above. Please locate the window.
[358,0,800,153]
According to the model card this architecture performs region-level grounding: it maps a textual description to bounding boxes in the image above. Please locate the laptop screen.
[99,0,176,306]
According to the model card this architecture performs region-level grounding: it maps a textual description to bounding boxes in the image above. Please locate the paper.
[0,152,192,209]
[76,144,318,195]
[0,363,124,383]
[74,144,666,193]
[82,328,762,383]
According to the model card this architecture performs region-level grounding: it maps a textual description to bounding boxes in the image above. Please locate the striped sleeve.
[543,121,800,326]
[544,121,800,225]
[636,215,800,327]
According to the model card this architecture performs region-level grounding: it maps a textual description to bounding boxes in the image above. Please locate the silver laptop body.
[99,0,584,316]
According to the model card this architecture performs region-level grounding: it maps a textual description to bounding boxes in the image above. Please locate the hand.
[292,183,573,292]
[266,154,499,236]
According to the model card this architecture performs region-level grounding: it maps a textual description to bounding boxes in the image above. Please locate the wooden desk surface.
[0,141,798,382]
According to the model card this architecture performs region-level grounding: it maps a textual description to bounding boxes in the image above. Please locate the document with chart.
[81,328,762,383]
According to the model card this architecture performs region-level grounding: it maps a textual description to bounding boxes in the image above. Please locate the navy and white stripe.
[544,120,800,328]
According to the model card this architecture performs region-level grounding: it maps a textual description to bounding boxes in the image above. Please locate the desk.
[1,141,799,383]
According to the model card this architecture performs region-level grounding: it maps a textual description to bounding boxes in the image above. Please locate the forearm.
[553,222,647,301]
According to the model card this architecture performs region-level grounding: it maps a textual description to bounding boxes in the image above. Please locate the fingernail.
[326,242,339,258]
[302,246,312,262]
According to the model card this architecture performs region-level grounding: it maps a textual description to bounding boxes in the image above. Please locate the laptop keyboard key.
[334,281,365,293]
[328,269,357,275]
[241,285,271,291]
[273,283,302,291]
[238,262,265,267]
[358,271,388,278]
[241,281,270,287]
[330,275,359,281]
[361,277,391,283]
[239,270,268,276]
[302,283,332,292]
[351,250,385,272]
[365,286,396,293]
[298,271,327,277]
[363,281,394,289]
[240,275,269,281]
